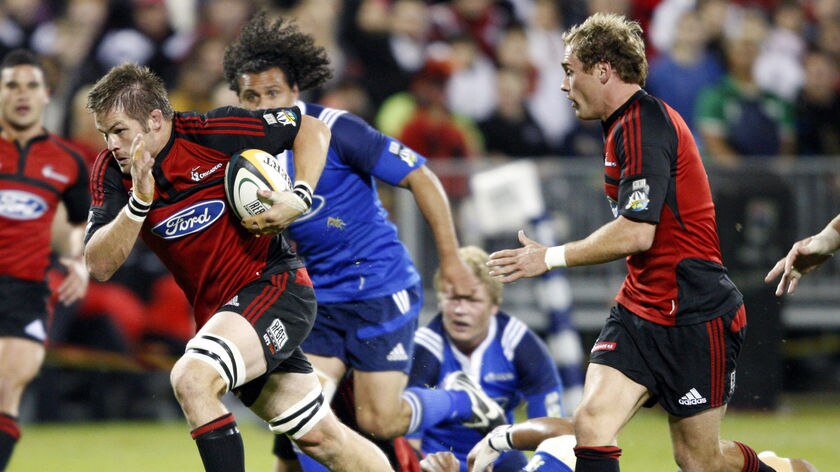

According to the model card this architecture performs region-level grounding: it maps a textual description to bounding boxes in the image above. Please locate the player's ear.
[598,62,610,84]
[148,109,163,132]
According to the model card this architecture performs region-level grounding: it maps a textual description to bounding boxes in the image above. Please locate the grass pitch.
[9,394,838,471]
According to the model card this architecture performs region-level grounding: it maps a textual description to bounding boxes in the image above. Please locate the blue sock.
[402,387,472,434]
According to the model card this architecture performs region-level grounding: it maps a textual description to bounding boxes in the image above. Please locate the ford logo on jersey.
[0,190,48,220]
[151,200,225,239]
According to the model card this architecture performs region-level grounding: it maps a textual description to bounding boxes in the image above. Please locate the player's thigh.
[575,362,648,444]
[306,353,348,385]
[246,367,340,443]
[193,311,268,383]
[0,337,45,386]
[344,285,421,373]
[247,369,323,421]
[353,369,409,416]
[189,269,318,390]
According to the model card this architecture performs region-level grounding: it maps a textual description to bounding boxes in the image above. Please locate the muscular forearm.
[817,214,840,253]
[405,166,461,263]
[509,417,575,451]
[291,115,329,188]
[84,210,143,281]
[64,225,86,258]
[564,216,655,267]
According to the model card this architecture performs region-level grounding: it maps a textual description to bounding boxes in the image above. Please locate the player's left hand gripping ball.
[224,148,305,234]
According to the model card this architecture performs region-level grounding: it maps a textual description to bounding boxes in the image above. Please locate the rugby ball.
[224,148,292,220]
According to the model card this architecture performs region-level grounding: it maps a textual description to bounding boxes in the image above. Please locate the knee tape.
[313,367,338,404]
[184,333,247,391]
[268,386,328,440]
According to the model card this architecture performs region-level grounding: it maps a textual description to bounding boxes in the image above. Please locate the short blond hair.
[563,13,648,86]
[433,246,503,305]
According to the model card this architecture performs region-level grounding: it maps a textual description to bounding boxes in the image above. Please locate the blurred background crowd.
[2,0,839,422]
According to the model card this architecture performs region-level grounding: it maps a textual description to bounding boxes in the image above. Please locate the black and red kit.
[86,106,308,329]
[0,129,89,342]
[0,130,89,281]
[601,90,742,327]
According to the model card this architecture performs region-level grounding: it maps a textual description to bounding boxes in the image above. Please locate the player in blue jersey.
[408,246,564,472]
[222,12,503,471]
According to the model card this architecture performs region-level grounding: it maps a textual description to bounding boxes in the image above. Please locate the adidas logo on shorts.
[678,388,707,406]
[387,343,409,362]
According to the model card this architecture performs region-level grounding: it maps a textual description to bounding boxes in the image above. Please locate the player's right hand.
[420,451,461,472]
[765,235,834,296]
[130,133,155,202]
[487,230,549,283]
[467,429,503,472]
[241,189,308,235]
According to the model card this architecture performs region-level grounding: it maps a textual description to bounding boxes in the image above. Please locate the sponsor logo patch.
[191,163,223,182]
[25,319,47,342]
[264,110,298,127]
[386,342,409,362]
[42,165,70,183]
[729,370,736,396]
[327,216,345,230]
[483,372,515,382]
[591,341,617,352]
[625,179,650,212]
[388,140,418,167]
[151,200,225,239]
[0,190,48,220]
[263,319,288,355]
[678,388,707,406]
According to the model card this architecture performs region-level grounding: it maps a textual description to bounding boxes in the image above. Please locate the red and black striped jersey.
[0,130,89,281]
[86,106,305,328]
[602,90,742,326]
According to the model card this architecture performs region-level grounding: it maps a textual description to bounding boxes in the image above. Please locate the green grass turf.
[9,394,838,471]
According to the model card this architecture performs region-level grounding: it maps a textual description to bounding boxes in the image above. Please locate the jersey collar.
[602,89,648,134]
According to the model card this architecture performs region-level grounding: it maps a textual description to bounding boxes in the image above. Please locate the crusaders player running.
[0,49,89,470]
[84,62,390,472]
[487,13,807,472]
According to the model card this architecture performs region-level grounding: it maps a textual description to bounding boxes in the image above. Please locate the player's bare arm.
[766,213,840,296]
[50,204,90,304]
[85,134,155,281]
[242,115,329,234]
[401,165,479,296]
[56,224,89,305]
[488,216,656,283]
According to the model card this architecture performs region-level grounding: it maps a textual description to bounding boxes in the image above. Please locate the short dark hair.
[223,10,332,94]
[86,62,174,128]
[0,49,46,74]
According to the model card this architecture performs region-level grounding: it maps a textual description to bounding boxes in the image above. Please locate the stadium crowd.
[0,0,837,422]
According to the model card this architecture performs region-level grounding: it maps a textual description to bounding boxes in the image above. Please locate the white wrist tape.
[292,181,313,211]
[488,426,514,452]
[544,245,567,270]
[124,192,152,222]
[283,191,309,214]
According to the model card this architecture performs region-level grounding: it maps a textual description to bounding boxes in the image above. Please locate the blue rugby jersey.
[275,102,424,303]
[410,312,564,470]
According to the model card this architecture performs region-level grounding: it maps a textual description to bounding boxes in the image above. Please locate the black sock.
[574,445,622,472]
[191,413,244,472]
[0,414,20,471]
[735,442,777,472]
